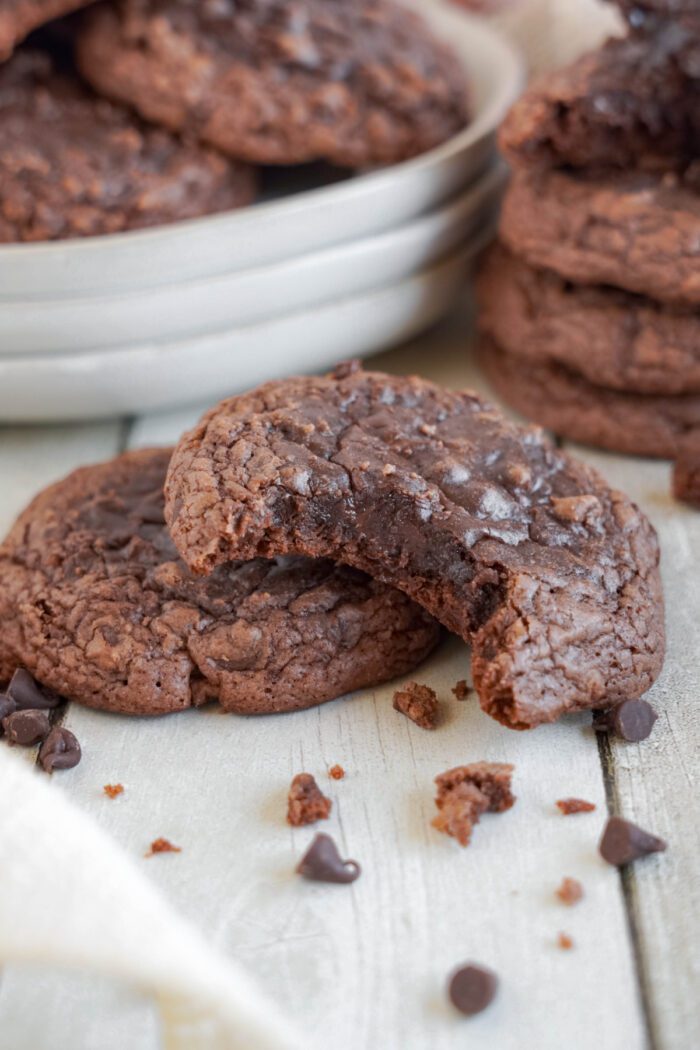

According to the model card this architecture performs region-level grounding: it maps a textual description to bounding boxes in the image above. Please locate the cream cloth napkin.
[0,750,303,1050]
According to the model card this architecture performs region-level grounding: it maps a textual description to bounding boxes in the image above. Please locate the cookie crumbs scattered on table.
[287,773,332,827]
[452,680,472,701]
[557,932,574,951]
[432,762,515,847]
[104,784,124,799]
[556,798,596,815]
[146,837,181,857]
[392,682,439,729]
[328,764,345,780]
[556,877,584,906]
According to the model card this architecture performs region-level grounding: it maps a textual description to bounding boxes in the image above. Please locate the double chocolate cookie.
[0,0,93,59]
[0,448,440,715]
[76,0,470,168]
[0,50,254,242]
[477,245,700,396]
[164,366,664,730]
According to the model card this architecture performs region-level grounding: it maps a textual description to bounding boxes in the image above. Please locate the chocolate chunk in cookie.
[478,337,700,459]
[477,244,700,397]
[0,50,254,243]
[499,26,700,175]
[76,0,469,169]
[164,367,664,729]
[0,448,439,717]
[0,0,94,59]
[500,168,700,306]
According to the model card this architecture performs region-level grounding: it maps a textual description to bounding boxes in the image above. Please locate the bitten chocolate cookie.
[76,0,469,169]
[0,50,254,243]
[478,338,700,459]
[499,25,700,175]
[500,167,700,306]
[0,448,440,716]
[477,244,700,396]
[0,0,94,58]
[164,366,664,730]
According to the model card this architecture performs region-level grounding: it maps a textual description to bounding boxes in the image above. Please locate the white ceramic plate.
[0,3,522,300]
[0,241,484,422]
[0,167,504,355]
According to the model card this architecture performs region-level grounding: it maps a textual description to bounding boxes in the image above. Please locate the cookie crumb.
[673,434,700,509]
[557,932,574,950]
[329,764,345,780]
[393,682,439,729]
[104,783,124,799]
[287,773,332,827]
[556,877,584,906]
[146,837,181,857]
[432,762,515,847]
[556,797,596,815]
[451,679,471,701]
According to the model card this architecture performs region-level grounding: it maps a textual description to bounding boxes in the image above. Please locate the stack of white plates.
[0,1,522,421]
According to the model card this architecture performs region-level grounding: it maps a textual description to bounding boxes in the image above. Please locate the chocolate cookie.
[76,0,469,169]
[0,448,440,716]
[0,0,94,58]
[0,50,254,243]
[164,366,664,730]
[500,167,700,306]
[499,26,700,174]
[476,244,700,396]
[478,338,700,459]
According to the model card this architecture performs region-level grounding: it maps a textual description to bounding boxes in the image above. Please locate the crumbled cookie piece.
[146,837,181,857]
[557,932,574,950]
[556,798,596,815]
[432,762,515,847]
[451,679,472,701]
[673,434,700,508]
[287,773,332,827]
[104,784,124,799]
[328,764,345,781]
[556,877,584,906]
[393,682,439,729]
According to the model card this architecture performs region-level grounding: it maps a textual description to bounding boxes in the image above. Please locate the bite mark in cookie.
[0,447,440,717]
[76,0,469,169]
[164,367,665,729]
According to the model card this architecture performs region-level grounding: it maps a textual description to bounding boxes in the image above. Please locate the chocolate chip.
[599,816,667,867]
[2,709,51,746]
[448,964,498,1016]
[38,726,81,772]
[296,833,361,883]
[7,668,61,711]
[593,699,657,742]
[0,692,17,728]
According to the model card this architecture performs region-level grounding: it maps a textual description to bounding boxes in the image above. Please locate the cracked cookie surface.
[477,244,700,396]
[76,0,469,169]
[0,448,440,715]
[164,366,665,729]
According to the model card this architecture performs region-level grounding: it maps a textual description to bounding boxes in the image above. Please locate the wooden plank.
[10,311,644,1049]
[561,446,700,1050]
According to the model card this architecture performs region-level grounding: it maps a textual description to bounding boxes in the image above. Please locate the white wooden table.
[0,303,697,1050]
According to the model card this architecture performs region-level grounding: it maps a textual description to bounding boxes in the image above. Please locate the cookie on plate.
[499,25,700,174]
[0,50,255,242]
[163,365,665,730]
[76,0,470,168]
[500,167,700,306]
[0,0,94,59]
[477,244,700,396]
[478,337,700,459]
[0,448,440,715]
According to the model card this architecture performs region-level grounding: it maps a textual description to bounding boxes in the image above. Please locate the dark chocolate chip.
[2,708,51,746]
[7,668,61,711]
[448,964,498,1017]
[296,833,361,884]
[0,692,17,728]
[599,816,667,867]
[593,699,657,742]
[38,726,81,773]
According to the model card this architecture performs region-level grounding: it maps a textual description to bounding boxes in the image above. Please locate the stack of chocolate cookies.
[476,0,700,459]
